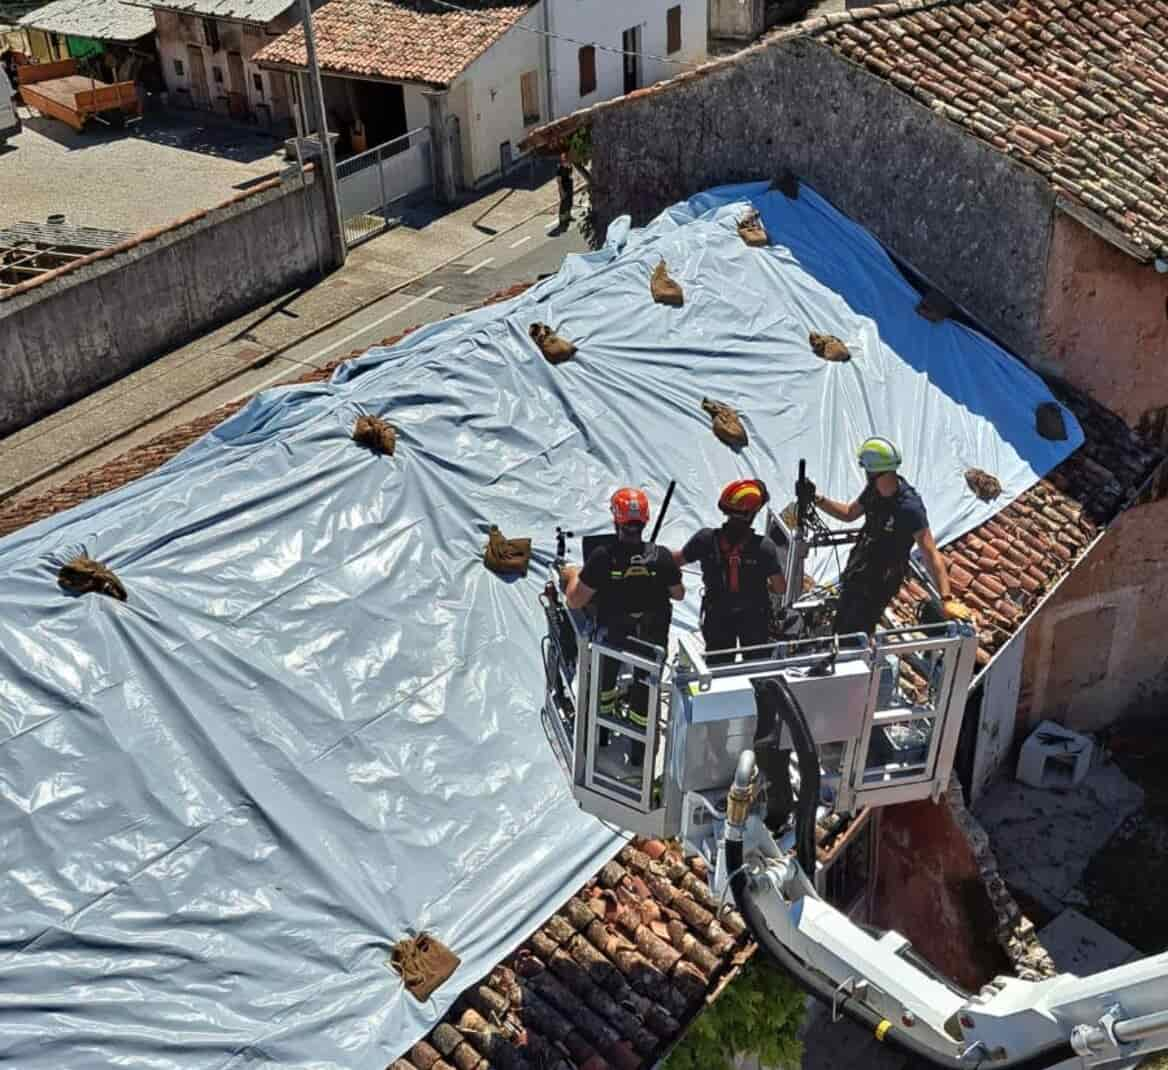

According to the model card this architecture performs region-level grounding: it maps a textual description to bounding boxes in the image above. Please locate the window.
[252,72,264,97]
[212,65,224,84]
[520,69,540,126]
[202,16,220,52]
[173,57,185,76]
[578,44,596,97]
[666,5,681,54]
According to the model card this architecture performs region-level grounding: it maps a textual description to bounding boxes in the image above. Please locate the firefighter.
[675,477,792,826]
[674,478,785,664]
[812,436,973,646]
[560,487,685,767]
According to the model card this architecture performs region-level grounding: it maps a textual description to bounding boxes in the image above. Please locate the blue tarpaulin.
[0,182,1081,1068]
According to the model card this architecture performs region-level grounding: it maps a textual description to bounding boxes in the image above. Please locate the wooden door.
[186,45,209,108]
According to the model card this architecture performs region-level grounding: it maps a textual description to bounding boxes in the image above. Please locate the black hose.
[728,680,1076,1070]
[751,678,818,876]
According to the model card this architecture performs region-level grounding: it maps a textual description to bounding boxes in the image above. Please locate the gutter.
[541,0,555,122]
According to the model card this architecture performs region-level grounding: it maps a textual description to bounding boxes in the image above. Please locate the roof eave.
[253,55,446,90]
[1055,196,1155,266]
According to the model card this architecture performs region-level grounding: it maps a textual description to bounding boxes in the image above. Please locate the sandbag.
[352,414,397,455]
[809,331,851,363]
[1036,402,1068,441]
[483,525,532,576]
[58,555,127,601]
[965,468,1002,501]
[737,209,768,247]
[390,933,460,1003]
[650,260,684,307]
[529,323,577,365]
[701,397,747,449]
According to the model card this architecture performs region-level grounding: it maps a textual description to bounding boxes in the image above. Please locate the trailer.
[17,59,140,132]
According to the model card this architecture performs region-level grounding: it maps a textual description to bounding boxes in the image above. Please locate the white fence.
[336,127,432,246]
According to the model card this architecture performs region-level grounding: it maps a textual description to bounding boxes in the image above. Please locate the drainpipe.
[542,0,556,121]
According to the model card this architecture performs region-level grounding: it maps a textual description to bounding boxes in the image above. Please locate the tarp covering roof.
[0,182,1081,1069]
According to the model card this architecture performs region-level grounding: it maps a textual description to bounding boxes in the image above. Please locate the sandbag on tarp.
[0,181,1080,1070]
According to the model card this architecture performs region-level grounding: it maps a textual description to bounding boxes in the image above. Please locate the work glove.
[558,564,577,592]
[942,598,976,624]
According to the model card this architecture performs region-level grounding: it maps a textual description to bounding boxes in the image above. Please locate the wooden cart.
[18,59,140,132]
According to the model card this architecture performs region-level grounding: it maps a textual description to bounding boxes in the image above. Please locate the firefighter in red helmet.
[561,487,685,767]
[675,478,786,662]
[676,478,791,826]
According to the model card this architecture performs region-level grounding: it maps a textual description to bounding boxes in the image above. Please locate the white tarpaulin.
[0,181,1080,1068]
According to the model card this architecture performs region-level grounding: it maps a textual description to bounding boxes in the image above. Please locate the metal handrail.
[337,125,429,173]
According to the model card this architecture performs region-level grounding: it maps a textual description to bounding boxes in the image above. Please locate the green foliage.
[663,957,805,1070]
[565,125,592,166]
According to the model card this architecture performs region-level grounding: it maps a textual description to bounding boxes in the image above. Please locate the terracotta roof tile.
[254,0,535,87]
[523,0,1168,261]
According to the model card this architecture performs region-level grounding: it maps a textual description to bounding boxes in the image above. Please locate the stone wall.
[588,36,1055,357]
[0,172,330,436]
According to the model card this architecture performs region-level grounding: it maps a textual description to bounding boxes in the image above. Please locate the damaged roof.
[0,184,1159,1070]
[524,0,1168,263]
[18,0,155,41]
[254,0,536,87]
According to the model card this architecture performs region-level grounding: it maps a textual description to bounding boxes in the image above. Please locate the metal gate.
[336,126,432,247]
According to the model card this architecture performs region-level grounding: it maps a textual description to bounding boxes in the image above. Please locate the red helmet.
[718,478,770,516]
[610,487,651,527]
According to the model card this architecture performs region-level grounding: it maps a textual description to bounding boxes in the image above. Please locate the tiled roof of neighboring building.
[524,0,1168,262]
[147,0,292,27]
[890,382,1162,672]
[18,0,154,41]
[254,0,536,88]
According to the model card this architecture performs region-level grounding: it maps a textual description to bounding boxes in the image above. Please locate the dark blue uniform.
[835,477,929,636]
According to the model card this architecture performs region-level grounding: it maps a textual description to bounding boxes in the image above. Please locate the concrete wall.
[548,0,707,119]
[0,173,329,437]
[1038,212,1168,428]
[1015,496,1168,734]
[457,6,547,184]
[588,36,1055,358]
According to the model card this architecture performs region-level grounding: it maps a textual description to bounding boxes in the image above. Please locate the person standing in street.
[556,150,574,233]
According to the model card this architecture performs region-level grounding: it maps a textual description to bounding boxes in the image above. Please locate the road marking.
[306,285,444,362]
[464,257,495,275]
[510,235,532,249]
[226,286,444,403]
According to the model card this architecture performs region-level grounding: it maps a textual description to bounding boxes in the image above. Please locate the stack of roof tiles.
[254,0,536,86]
[389,841,753,1070]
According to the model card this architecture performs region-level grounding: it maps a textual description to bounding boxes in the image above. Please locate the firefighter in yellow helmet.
[812,436,973,641]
